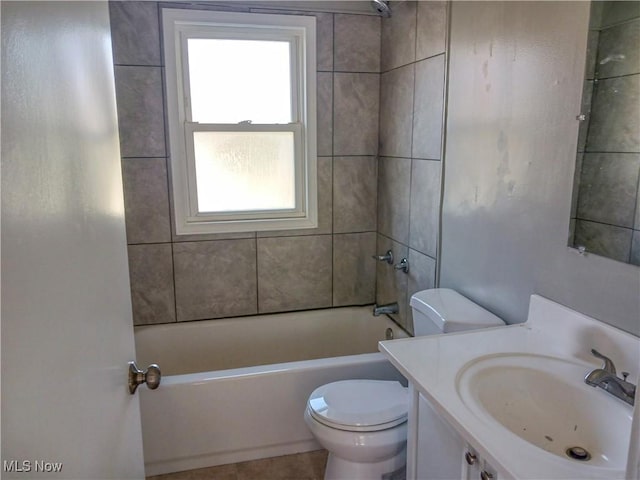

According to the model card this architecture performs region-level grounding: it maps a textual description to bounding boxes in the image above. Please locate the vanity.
[379,295,638,480]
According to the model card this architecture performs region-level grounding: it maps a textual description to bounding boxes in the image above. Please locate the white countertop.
[379,295,638,480]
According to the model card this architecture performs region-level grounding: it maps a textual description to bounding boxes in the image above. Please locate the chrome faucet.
[373,302,398,316]
[372,250,394,265]
[584,349,636,406]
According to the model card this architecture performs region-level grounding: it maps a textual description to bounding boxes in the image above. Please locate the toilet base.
[324,445,407,480]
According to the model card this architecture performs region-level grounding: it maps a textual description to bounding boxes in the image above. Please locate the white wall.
[441,1,640,335]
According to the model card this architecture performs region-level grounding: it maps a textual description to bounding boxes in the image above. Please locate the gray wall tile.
[412,56,445,160]
[589,2,604,30]
[128,244,175,325]
[570,153,584,219]
[377,3,448,322]
[333,232,377,306]
[334,73,380,156]
[574,220,633,263]
[568,218,576,246]
[587,74,640,153]
[174,240,258,321]
[577,153,640,228]
[109,1,161,66]
[597,19,640,79]
[317,72,333,156]
[375,234,409,330]
[378,157,411,245]
[114,66,166,157]
[257,235,332,313]
[631,230,640,266]
[416,1,447,61]
[316,12,334,72]
[121,158,171,244]
[381,0,416,71]
[636,186,640,229]
[379,65,415,158]
[334,156,377,233]
[406,248,436,335]
[258,156,333,237]
[585,30,599,80]
[600,1,640,28]
[577,81,594,152]
[409,160,441,257]
[334,14,381,73]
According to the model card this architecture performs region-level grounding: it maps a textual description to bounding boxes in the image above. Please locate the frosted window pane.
[193,131,296,213]
[188,39,292,124]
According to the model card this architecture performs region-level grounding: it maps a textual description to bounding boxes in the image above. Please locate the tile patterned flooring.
[146,450,328,480]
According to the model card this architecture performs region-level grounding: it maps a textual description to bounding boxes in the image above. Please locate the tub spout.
[373,302,399,316]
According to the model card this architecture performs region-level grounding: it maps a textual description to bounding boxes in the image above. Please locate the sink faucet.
[373,302,398,316]
[584,349,636,406]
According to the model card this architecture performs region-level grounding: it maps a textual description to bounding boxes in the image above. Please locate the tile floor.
[146,450,328,480]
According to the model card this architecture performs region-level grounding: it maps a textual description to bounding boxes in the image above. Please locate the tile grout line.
[331,12,336,307]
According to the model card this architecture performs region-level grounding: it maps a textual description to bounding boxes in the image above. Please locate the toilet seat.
[307,380,408,432]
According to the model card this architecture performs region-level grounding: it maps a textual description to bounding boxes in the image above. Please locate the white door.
[1,2,146,478]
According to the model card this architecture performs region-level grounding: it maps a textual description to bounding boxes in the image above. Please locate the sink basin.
[456,354,633,469]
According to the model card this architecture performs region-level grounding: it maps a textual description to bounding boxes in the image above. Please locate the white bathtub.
[135,306,409,476]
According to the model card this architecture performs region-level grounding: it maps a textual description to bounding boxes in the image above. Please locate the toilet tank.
[410,288,505,336]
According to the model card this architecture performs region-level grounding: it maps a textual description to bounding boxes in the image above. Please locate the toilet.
[304,288,505,480]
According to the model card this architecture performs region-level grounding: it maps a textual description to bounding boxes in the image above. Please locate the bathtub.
[135,306,409,476]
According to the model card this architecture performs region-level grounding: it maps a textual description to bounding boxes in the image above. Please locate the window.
[162,9,317,234]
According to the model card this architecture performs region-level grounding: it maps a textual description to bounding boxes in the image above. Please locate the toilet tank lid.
[410,288,505,332]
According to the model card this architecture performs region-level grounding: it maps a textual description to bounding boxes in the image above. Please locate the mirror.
[568,1,640,265]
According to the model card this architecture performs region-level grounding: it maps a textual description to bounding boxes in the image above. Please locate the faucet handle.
[590,349,616,375]
[394,258,409,273]
[372,250,394,264]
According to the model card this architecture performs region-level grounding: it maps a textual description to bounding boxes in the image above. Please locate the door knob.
[128,361,161,394]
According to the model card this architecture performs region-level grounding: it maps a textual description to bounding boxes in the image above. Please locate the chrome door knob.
[128,361,161,394]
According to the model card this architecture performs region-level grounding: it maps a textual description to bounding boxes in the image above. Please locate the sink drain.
[566,446,591,461]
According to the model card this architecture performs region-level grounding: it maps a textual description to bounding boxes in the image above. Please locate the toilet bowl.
[304,288,506,479]
[304,380,408,480]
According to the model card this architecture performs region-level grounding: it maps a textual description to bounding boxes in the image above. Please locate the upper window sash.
[179,30,302,125]
[168,15,310,125]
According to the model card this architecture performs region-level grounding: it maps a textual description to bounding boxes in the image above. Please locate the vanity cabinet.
[408,386,499,480]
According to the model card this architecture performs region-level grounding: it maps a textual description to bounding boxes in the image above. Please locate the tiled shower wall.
[375,1,448,333]
[571,1,640,265]
[110,2,382,324]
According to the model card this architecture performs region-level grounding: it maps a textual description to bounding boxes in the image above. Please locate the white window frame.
[162,8,317,235]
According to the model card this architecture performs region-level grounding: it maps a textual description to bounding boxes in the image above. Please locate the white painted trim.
[163,1,379,16]
[162,8,317,235]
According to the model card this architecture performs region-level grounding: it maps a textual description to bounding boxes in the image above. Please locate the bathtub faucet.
[373,302,399,316]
